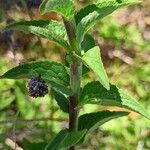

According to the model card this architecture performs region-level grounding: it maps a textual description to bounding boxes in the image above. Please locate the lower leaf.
[77,110,128,144]
[80,81,150,120]
[45,129,87,150]
[78,111,129,131]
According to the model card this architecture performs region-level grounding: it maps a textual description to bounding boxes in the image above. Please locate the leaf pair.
[1,60,149,120]
[5,21,109,90]
[5,0,140,51]
[4,0,140,91]
[45,111,128,149]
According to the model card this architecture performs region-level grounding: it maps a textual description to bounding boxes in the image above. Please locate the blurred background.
[0,0,150,150]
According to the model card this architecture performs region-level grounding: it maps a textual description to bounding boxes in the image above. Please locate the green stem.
[62,17,82,150]
[62,17,81,55]
[69,62,82,130]
[69,61,82,150]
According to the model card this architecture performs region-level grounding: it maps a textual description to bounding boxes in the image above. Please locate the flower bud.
[27,76,48,98]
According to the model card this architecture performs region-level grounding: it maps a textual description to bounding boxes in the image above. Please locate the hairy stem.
[62,17,80,55]
[69,62,82,150]
[69,62,82,130]
[63,17,82,150]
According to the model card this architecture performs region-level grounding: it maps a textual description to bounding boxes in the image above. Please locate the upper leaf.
[80,81,150,120]
[45,129,87,150]
[75,4,98,25]
[76,0,140,42]
[0,61,71,95]
[82,46,110,90]
[81,34,96,75]
[5,20,70,50]
[40,0,75,19]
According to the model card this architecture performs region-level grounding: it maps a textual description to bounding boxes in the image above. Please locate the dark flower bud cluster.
[27,76,48,98]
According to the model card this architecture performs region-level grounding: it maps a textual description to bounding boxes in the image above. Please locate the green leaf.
[1,61,71,95]
[45,129,67,150]
[80,81,150,120]
[50,81,71,95]
[76,0,140,42]
[82,46,110,90]
[81,34,96,75]
[58,129,87,149]
[22,139,47,150]
[78,111,129,131]
[75,4,98,25]
[6,20,70,50]
[52,89,69,113]
[77,110,128,144]
[40,0,75,19]
[45,129,87,150]
[81,34,96,52]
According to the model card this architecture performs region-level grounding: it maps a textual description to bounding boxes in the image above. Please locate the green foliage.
[52,89,69,113]
[1,61,70,95]
[22,139,47,150]
[45,129,87,150]
[82,46,110,90]
[77,111,128,144]
[81,34,96,52]
[40,0,75,19]
[81,34,96,75]
[78,111,129,131]
[80,81,150,119]
[0,0,149,149]
[76,0,140,42]
[75,4,97,25]
[6,20,70,50]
